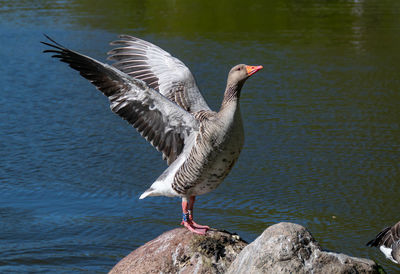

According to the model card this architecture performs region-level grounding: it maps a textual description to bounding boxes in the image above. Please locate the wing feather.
[107,35,211,113]
[367,221,400,248]
[42,35,198,165]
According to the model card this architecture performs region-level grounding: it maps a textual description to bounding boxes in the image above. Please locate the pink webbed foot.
[181,220,208,235]
[189,219,210,230]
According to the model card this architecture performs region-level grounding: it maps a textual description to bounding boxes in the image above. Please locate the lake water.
[1,0,400,273]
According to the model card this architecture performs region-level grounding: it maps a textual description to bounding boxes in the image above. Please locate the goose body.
[42,35,262,234]
[367,221,400,264]
[141,102,244,199]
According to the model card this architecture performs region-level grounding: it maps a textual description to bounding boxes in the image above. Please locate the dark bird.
[42,34,262,234]
[367,221,400,264]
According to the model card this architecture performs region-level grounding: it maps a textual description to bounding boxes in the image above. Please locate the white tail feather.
[139,188,154,199]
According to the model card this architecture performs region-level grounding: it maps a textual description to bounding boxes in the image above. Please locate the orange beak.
[246,65,263,76]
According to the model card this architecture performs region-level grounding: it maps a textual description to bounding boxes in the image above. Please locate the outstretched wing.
[107,35,211,113]
[42,35,199,165]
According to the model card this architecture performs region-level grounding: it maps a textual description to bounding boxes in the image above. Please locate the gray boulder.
[109,227,247,274]
[227,222,382,274]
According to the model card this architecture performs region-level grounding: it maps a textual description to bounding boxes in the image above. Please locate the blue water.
[1,0,400,273]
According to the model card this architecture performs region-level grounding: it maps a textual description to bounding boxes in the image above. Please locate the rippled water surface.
[1,0,400,272]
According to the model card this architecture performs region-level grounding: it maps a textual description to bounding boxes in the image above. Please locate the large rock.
[227,222,382,274]
[109,228,247,274]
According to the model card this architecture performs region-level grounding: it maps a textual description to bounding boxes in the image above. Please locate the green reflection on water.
[69,0,400,46]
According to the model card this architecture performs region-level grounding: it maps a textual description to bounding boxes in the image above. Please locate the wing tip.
[41,34,63,48]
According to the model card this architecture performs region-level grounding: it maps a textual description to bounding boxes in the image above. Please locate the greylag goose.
[367,221,400,264]
[41,34,262,235]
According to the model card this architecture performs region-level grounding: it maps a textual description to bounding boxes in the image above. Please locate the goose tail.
[139,188,155,199]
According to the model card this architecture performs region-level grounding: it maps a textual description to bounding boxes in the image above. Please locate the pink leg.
[180,197,208,235]
[188,196,210,230]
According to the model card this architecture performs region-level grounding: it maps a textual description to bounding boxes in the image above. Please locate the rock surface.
[110,223,384,274]
[227,222,382,274]
[109,227,247,274]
